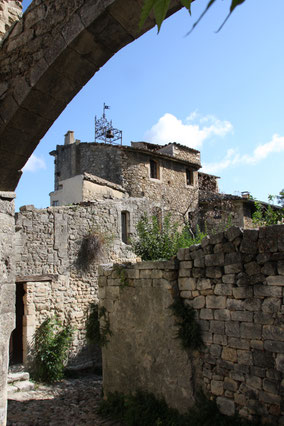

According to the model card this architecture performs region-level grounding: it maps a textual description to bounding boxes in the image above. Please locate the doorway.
[9,282,25,365]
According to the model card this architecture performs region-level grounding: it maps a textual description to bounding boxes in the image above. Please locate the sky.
[16,0,284,210]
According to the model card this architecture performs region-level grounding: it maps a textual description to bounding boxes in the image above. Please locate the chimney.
[241,191,250,199]
[64,130,75,145]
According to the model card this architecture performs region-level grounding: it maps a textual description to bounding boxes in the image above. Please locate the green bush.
[30,316,73,383]
[252,195,284,226]
[131,214,206,261]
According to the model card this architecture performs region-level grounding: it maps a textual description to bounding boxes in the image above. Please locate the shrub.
[252,195,284,226]
[131,214,206,261]
[30,316,73,383]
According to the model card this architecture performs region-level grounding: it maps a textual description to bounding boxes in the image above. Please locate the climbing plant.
[86,303,112,347]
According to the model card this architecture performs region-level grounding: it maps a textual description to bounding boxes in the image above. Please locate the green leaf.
[139,0,155,30]
[230,0,246,13]
[216,0,246,32]
[186,0,217,35]
[153,0,171,33]
[180,0,192,15]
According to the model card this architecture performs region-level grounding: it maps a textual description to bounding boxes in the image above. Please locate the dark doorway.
[9,283,25,365]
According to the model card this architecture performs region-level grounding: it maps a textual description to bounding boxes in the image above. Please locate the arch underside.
[0,0,182,191]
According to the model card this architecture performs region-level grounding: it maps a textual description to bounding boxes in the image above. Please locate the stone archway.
[0,0,182,191]
[0,1,183,423]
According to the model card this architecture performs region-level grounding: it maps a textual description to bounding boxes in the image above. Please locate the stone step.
[8,371,30,384]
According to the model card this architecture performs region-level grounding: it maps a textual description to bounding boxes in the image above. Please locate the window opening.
[186,169,194,186]
[150,160,159,179]
[121,211,130,244]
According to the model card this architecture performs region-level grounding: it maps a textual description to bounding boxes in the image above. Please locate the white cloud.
[202,134,284,174]
[23,154,46,172]
[144,112,233,149]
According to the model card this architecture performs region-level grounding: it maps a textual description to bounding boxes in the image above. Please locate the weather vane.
[94,103,122,145]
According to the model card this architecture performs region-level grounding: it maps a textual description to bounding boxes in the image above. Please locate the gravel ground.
[7,374,120,426]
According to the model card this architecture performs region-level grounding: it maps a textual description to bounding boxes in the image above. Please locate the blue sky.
[17,0,284,210]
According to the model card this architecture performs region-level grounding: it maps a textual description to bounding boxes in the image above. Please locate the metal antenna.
[95,103,122,145]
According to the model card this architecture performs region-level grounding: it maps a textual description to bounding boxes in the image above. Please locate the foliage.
[98,390,262,426]
[252,195,284,227]
[77,229,113,271]
[170,297,203,350]
[131,214,206,261]
[30,316,73,383]
[140,0,246,33]
[277,189,284,207]
[113,264,130,288]
[86,303,112,347]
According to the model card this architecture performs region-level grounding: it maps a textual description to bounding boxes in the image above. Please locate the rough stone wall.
[198,173,219,192]
[100,225,284,424]
[0,192,15,426]
[120,149,199,224]
[15,199,157,367]
[0,0,22,40]
[99,260,195,413]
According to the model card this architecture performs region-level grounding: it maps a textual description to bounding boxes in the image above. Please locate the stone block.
[263,378,278,394]
[240,239,258,254]
[213,333,227,345]
[250,340,264,351]
[206,295,226,309]
[231,311,253,322]
[178,277,196,291]
[244,261,261,276]
[222,274,235,284]
[259,391,281,405]
[211,380,224,396]
[240,322,261,339]
[263,325,284,342]
[275,354,284,373]
[232,287,253,299]
[200,309,213,320]
[205,253,224,267]
[191,296,205,309]
[227,299,244,311]
[222,347,237,362]
[225,226,243,242]
[205,266,222,278]
[214,309,231,321]
[254,284,281,298]
[225,252,241,265]
[262,262,277,276]
[262,297,281,313]
[177,248,185,260]
[278,261,284,275]
[266,275,284,286]
[194,257,204,268]
[180,291,192,298]
[224,263,243,274]
[254,312,274,325]
[224,377,238,392]
[214,284,233,296]
[210,344,222,358]
[253,349,275,367]
[228,337,249,350]
[243,298,261,312]
[237,350,253,365]
[197,278,211,291]
[210,320,225,334]
[225,321,240,337]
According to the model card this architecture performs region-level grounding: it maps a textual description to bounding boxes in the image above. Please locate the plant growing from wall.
[170,297,203,351]
[252,195,284,226]
[131,214,206,261]
[86,303,112,347]
[30,316,73,383]
[113,264,130,288]
[77,229,113,271]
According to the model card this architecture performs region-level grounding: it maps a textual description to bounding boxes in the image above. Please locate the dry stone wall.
[0,0,22,40]
[99,225,284,424]
[16,198,155,368]
[0,192,15,426]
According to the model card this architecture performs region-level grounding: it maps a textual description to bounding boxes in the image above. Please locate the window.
[52,201,59,206]
[150,159,160,179]
[186,169,194,186]
[121,211,130,244]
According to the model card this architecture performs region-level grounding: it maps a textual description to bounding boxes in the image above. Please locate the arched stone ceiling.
[0,0,182,191]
